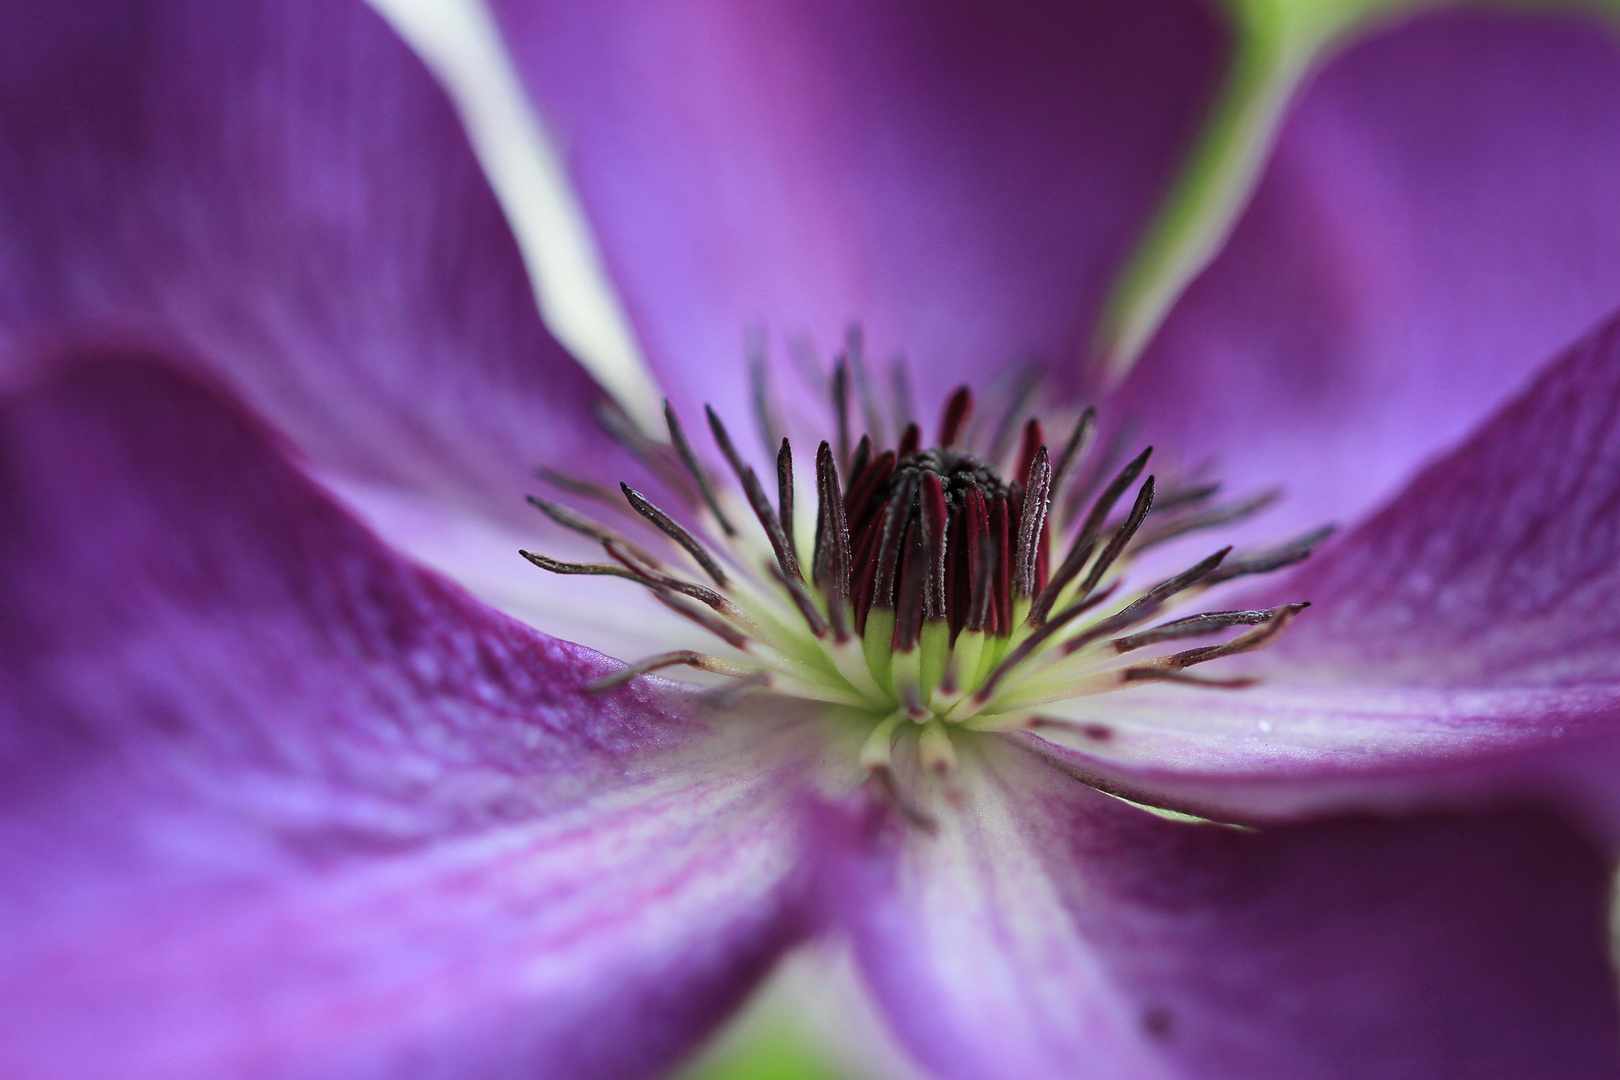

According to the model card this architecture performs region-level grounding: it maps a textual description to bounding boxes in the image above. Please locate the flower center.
[521,342,1323,780]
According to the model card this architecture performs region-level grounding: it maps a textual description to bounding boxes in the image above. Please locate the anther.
[1013,444,1051,600]
[813,441,854,643]
[1048,407,1097,507]
[938,386,973,447]
[1032,445,1153,625]
[1061,545,1231,655]
[1204,525,1336,585]
[708,406,831,638]
[897,423,921,459]
[603,538,738,615]
[832,358,852,473]
[618,483,729,588]
[776,438,795,561]
[983,367,1042,465]
[1110,608,1281,653]
[847,326,888,448]
[1015,419,1045,493]
[664,400,737,537]
[1067,475,1156,612]
[1134,488,1280,551]
[519,550,643,582]
[749,332,782,459]
[593,397,694,503]
[534,467,625,513]
[525,494,664,569]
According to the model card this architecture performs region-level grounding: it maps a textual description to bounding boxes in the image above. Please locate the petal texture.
[1034,307,1620,833]
[827,739,1618,1080]
[1114,7,1620,536]
[0,354,813,1079]
[0,0,628,524]
[491,0,1227,431]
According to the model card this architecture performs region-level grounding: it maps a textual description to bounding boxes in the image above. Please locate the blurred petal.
[491,0,1228,428]
[827,739,1617,1080]
[0,354,814,1079]
[0,0,632,526]
[1113,7,1620,536]
[1035,307,1620,835]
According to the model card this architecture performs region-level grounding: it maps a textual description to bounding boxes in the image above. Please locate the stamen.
[919,472,949,623]
[812,441,854,642]
[618,483,729,588]
[604,538,739,615]
[1145,602,1309,669]
[748,331,783,459]
[971,580,1120,704]
[1048,407,1097,511]
[664,400,738,537]
[1014,418,1045,493]
[518,550,643,582]
[1033,446,1152,624]
[586,649,751,692]
[938,386,974,447]
[847,326,889,449]
[1133,489,1280,551]
[1121,669,1258,689]
[776,438,795,562]
[593,398,694,502]
[1062,545,1230,655]
[888,357,914,437]
[708,406,831,638]
[894,516,927,652]
[536,467,638,516]
[1013,444,1051,600]
[1151,479,1223,515]
[1067,476,1156,611]
[965,487,994,634]
[1110,608,1280,653]
[990,494,1013,634]
[832,359,852,473]
[1204,525,1336,585]
[897,422,921,459]
[649,587,751,649]
[870,471,916,619]
[981,367,1042,465]
[1061,425,1138,524]
[847,435,872,498]
[699,671,772,709]
[525,494,664,568]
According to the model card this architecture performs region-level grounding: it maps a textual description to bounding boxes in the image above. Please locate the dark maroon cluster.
[811,387,1055,651]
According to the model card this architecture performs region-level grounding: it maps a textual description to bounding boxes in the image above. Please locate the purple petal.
[826,740,1618,1080]
[0,352,814,1079]
[490,0,1227,428]
[0,0,632,525]
[1113,7,1620,536]
[1033,307,1620,835]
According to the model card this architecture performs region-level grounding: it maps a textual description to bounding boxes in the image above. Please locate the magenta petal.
[0,0,630,523]
[1114,7,1620,535]
[1033,307,1620,833]
[0,354,812,1079]
[828,742,1618,1080]
[490,0,1227,427]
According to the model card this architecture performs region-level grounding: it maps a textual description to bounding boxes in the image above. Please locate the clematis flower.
[7,1,1620,1079]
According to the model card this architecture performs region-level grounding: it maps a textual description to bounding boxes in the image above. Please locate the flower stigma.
[520,335,1325,797]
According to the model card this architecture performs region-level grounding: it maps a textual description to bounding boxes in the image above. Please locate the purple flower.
[5,2,1620,1079]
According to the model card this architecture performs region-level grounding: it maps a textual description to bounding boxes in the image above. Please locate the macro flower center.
[521,343,1323,779]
